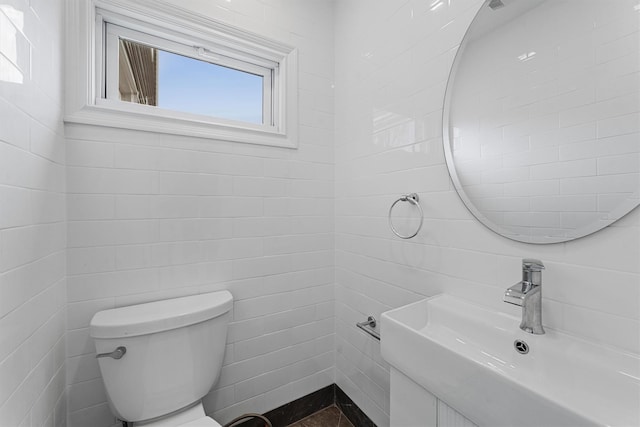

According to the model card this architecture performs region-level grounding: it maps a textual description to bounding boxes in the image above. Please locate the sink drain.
[514,339,529,354]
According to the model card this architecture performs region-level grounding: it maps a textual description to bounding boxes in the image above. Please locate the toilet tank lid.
[90,290,233,339]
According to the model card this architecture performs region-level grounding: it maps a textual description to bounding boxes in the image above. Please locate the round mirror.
[444,0,640,244]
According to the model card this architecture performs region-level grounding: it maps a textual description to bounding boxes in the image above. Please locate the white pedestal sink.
[381,295,640,427]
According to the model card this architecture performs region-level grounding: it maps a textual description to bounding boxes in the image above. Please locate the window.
[65,0,298,148]
[105,23,274,126]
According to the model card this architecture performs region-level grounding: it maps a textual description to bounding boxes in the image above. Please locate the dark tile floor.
[286,405,355,427]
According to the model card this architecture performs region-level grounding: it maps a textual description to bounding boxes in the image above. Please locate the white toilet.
[90,290,233,427]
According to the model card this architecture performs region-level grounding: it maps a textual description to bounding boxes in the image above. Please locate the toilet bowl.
[136,403,221,427]
[90,291,233,427]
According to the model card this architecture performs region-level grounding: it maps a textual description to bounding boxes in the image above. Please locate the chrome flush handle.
[96,346,127,360]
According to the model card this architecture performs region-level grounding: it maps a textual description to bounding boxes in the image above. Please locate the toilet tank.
[90,291,233,423]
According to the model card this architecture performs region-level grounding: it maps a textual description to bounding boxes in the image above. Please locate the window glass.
[116,38,265,125]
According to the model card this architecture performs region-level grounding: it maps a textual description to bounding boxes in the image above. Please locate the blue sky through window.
[157,50,263,124]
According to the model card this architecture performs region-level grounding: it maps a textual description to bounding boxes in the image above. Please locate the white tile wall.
[334,0,640,426]
[0,0,67,426]
[64,1,335,426]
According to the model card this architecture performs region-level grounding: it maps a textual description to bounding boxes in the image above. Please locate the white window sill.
[66,100,296,148]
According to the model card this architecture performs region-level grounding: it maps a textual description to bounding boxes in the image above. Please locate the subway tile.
[0,223,65,272]
[66,328,93,358]
[202,238,262,261]
[1,1,65,425]
[560,173,639,196]
[530,159,597,180]
[29,121,64,164]
[159,218,234,241]
[30,367,66,427]
[66,354,101,385]
[66,140,112,168]
[199,196,263,218]
[0,9,31,74]
[66,269,160,302]
[0,242,65,315]
[596,72,640,102]
[231,217,291,238]
[0,342,31,407]
[0,98,30,149]
[0,185,32,228]
[67,194,115,220]
[66,167,158,195]
[598,153,640,175]
[67,247,116,275]
[263,234,333,256]
[158,172,233,196]
[113,144,161,170]
[531,195,597,213]
[67,403,115,427]
[233,176,288,197]
[559,94,639,129]
[559,132,639,161]
[67,378,107,412]
[26,308,65,370]
[66,298,115,330]
[67,220,159,248]
[598,113,640,139]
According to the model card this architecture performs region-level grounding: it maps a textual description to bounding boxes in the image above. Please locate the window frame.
[65,0,298,148]
[103,22,275,128]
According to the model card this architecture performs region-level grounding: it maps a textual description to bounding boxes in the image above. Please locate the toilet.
[89,290,233,427]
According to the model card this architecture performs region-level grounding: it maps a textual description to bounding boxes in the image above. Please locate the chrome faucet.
[504,259,545,335]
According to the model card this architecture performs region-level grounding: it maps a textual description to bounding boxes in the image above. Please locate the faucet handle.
[522,259,545,272]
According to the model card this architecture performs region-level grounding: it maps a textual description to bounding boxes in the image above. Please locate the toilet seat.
[179,416,222,427]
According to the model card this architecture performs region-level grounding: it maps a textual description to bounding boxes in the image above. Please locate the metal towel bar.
[356,316,380,341]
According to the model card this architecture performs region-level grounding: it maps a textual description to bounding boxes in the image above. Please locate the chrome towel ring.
[388,193,423,239]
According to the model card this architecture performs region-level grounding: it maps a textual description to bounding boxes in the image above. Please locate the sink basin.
[380,294,640,427]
